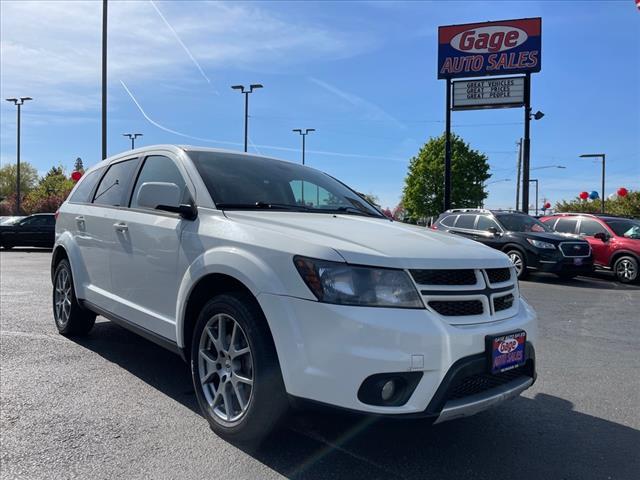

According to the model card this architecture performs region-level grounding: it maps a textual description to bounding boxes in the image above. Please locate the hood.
[223,211,511,269]
[507,230,584,243]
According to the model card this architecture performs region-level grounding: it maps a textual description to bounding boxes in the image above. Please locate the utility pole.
[515,138,522,211]
[123,133,143,149]
[522,73,531,214]
[231,84,263,152]
[5,97,33,215]
[102,0,108,160]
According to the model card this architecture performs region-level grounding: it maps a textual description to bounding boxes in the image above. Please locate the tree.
[402,133,491,221]
[0,162,39,199]
[22,166,75,214]
[73,157,84,173]
[555,191,639,217]
[361,193,380,207]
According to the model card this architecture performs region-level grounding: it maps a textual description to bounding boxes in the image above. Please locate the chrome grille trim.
[559,242,591,258]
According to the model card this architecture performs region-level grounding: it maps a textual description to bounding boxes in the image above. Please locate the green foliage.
[74,157,84,173]
[22,166,75,214]
[555,191,639,217]
[402,133,491,221]
[0,162,39,198]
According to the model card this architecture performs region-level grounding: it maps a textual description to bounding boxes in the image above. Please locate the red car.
[540,213,640,283]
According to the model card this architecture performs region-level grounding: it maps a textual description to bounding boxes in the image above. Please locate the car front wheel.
[191,293,288,445]
[613,256,638,284]
[506,249,528,279]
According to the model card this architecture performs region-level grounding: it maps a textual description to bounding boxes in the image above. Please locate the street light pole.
[482,178,511,208]
[579,154,606,214]
[231,84,263,152]
[123,133,143,149]
[292,128,315,165]
[529,179,539,215]
[5,97,33,215]
[102,0,108,160]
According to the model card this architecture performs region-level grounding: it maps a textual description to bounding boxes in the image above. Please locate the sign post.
[438,17,542,213]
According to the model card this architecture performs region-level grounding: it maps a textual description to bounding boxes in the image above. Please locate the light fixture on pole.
[231,84,263,152]
[579,153,606,214]
[5,96,33,215]
[292,128,315,165]
[123,133,143,149]
[531,164,565,171]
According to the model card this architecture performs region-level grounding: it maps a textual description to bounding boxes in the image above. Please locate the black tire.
[556,272,577,280]
[613,255,639,284]
[52,259,96,336]
[506,249,528,279]
[190,293,288,445]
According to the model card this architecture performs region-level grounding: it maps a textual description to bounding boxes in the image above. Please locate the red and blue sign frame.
[438,18,542,79]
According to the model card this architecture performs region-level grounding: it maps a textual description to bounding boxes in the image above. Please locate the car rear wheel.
[52,259,96,336]
[506,249,528,279]
[191,293,288,445]
[613,256,638,284]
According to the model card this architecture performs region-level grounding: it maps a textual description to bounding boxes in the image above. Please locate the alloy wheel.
[54,268,72,328]
[508,252,524,275]
[198,313,254,426]
[616,259,636,282]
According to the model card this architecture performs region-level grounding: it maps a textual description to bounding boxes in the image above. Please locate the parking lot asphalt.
[1,249,639,480]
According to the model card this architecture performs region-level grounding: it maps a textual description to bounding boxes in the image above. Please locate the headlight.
[293,256,424,308]
[527,238,556,249]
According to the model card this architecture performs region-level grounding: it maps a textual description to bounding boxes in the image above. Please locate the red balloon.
[71,171,83,182]
[617,187,628,197]
[579,191,589,200]
[544,202,551,209]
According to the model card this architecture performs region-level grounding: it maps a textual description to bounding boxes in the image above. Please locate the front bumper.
[528,249,594,273]
[257,293,537,418]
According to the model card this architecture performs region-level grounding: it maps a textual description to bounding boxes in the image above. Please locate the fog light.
[381,380,396,401]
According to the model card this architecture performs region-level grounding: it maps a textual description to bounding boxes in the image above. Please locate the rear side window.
[130,155,189,208]
[455,214,477,229]
[92,159,138,207]
[579,219,608,236]
[439,215,457,227]
[68,168,103,204]
[541,218,556,227]
[554,218,578,234]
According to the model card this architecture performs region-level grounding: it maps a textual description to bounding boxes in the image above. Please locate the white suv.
[52,145,537,442]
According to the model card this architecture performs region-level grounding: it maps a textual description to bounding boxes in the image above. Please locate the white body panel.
[55,145,538,416]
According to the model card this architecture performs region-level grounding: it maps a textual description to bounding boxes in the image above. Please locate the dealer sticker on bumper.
[489,331,526,374]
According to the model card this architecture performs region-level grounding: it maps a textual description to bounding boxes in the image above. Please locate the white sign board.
[452,76,525,110]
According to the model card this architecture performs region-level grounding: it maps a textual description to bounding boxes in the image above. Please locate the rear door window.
[92,159,138,207]
[455,214,477,230]
[476,215,500,231]
[554,218,578,234]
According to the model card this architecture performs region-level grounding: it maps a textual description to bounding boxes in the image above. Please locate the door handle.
[113,222,128,232]
[75,216,85,223]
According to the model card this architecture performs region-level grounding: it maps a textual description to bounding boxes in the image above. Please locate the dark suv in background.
[0,213,56,249]
[540,213,640,284]
[432,209,593,280]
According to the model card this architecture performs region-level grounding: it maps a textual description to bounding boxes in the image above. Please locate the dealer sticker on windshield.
[489,331,526,374]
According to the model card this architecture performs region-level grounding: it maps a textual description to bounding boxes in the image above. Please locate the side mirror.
[136,182,197,220]
[594,232,609,242]
[488,226,500,236]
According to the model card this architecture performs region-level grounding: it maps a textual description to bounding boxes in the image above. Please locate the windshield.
[189,151,384,218]
[496,214,552,233]
[605,219,640,238]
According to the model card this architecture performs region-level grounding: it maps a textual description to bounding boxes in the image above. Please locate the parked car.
[0,213,55,249]
[0,216,25,225]
[52,146,538,443]
[431,209,593,280]
[540,213,640,284]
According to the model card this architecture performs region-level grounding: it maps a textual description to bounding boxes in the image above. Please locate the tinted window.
[554,218,578,234]
[131,155,189,208]
[93,159,138,207]
[477,215,500,231]
[69,169,103,204]
[541,218,556,227]
[496,214,551,233]
[455,215,477,229]
[440,214,457,227]
[189,151,382,217]
[579,219,608,236]
[605,219,640,238]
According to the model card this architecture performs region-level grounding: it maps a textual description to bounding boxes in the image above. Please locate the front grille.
[494,294,514,312]
[410,269,476,285]
[559,242,590,257]
[486,268,511,284]
[428,300,483,316]
[446,367,527,401]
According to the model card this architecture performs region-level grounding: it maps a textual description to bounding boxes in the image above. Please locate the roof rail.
[444,208,492,214]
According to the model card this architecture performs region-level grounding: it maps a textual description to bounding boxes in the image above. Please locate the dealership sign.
[452,76,525,110]
[438,18,541,79]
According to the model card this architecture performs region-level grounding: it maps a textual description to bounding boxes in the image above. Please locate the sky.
[1,0,638,210]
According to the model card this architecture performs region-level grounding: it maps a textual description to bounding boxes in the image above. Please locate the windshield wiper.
[216,202,310,211]
[322,206,384,218]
